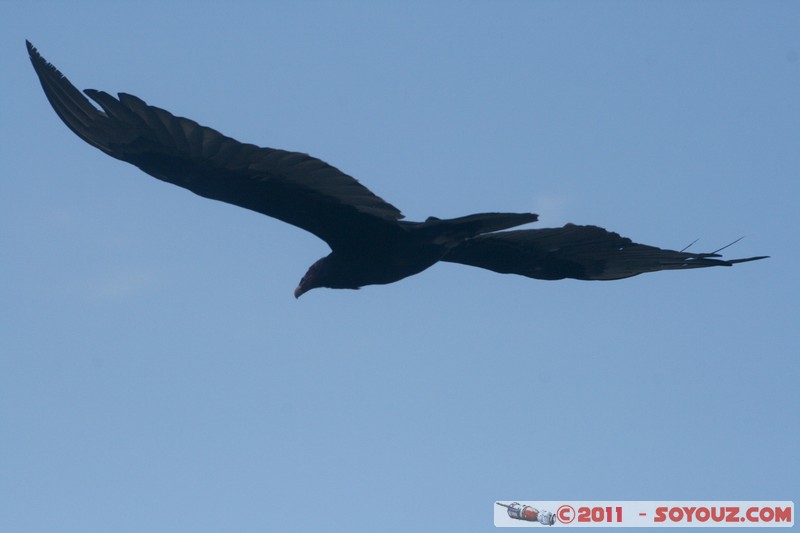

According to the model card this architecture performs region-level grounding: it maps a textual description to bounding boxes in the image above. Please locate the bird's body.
[26,41,766,298]
[294,212,539,296]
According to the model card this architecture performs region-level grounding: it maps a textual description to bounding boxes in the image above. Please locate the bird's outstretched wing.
[442,224,768,281]
[27,41,404,251]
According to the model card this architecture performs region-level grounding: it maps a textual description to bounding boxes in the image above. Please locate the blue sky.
[1,2,797,531]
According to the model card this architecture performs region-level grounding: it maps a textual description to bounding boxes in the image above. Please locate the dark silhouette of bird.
[26,41,766,298]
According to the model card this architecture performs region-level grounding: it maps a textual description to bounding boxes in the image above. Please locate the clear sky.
[1,2,797,531]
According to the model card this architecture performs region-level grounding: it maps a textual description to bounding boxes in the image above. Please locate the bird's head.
[294,257,329,298]
[295,253,363,298]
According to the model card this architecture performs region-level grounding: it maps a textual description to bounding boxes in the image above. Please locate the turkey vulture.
[26,41,766,298]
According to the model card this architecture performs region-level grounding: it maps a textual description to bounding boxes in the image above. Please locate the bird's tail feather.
[422,212,538,243]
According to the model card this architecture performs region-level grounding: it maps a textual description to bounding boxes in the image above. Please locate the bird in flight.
[26,41,766,298]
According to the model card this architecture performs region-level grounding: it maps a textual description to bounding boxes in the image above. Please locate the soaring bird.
[26,41,766,298]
